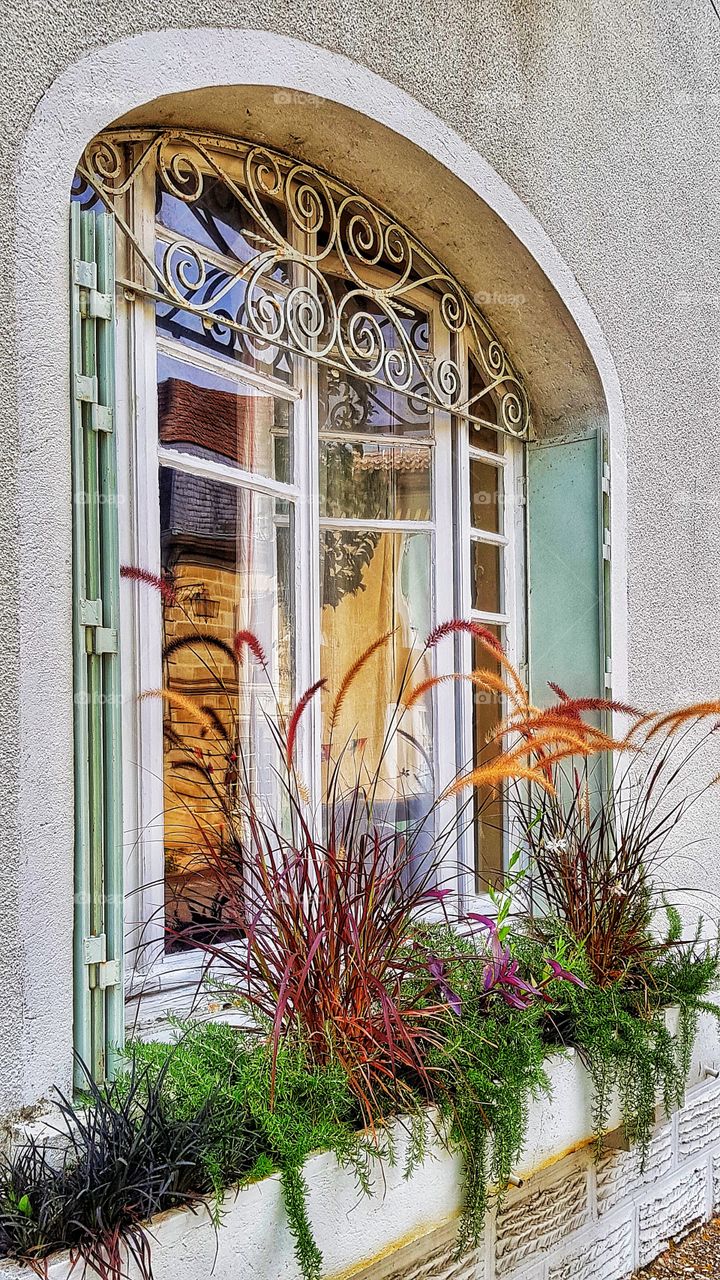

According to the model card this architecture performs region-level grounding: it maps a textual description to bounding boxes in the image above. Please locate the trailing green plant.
[398,919,585,1250]
[125,1023,378,1280]
[513,916,720,1160]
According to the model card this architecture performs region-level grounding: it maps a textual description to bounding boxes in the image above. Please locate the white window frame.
[115,161,526,1016]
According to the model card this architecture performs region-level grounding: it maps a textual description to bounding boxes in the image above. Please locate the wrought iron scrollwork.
[77,129,529,438]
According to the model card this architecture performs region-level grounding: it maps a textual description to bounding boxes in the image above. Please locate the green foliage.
[405,925,549,1252]
[514,918,720,1161]
[2,925,717,1280]
[126,1023,372,1280]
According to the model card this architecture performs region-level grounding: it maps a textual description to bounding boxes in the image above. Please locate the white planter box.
[1,1012,718,1280]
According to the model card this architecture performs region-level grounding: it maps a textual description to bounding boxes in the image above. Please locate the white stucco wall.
[0,4,718,1117]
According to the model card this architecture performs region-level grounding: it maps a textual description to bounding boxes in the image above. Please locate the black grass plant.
[0,1058,230,1280]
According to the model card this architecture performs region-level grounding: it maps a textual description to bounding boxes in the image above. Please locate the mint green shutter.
[70,204,124,1086]
[527,431,609,707]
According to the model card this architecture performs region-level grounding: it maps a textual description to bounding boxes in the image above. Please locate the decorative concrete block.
[637,1165,706,1265]
[501,1263,544,1280]
[677,1081,720,1160]
[353,1223,483,1280]
[713,1151,720,1211]
[495,1164,589,1275]
[547,1216,634,1280]
[596,1126,673,1215]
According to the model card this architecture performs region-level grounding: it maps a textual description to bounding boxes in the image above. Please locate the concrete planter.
[0,1012,718,1280]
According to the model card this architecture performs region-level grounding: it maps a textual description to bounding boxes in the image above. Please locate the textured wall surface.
[1,3,720,1114]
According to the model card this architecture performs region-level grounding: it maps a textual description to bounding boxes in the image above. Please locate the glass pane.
[158,353,293,483]
[319,368,432,438]
[470,458,502,534]
[319,276,432,438]
[319,529,434,848]
[155,240,294,385]
[468,352,500,450]
[319,440,431,521]
[472,627,506,893]
[471,539,503,613]
[159,467,294,947]
[156,178,291,285]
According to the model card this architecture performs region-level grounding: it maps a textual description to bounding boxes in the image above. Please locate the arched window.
[71,127,536,1048]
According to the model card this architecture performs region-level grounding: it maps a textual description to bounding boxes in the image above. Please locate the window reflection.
[160,468,294,947]
[472,628,505,893]
[319,440,431,521]
[158,354,292,482]
[320,528,433,820]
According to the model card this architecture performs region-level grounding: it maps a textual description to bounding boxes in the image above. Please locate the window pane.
[319,368,433,438]
[472,627,505,892]
[319,440,431,521]
[319,277,432,438]
[155,240,294,385]
[319,529,433,827]
[159,467,294,946]
[468,352,500,450]
[469,457,502,534]
[158,353,293,483]
[471,539,503,613]
[156,179,291,285]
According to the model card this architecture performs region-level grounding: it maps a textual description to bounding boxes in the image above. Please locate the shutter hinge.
[73,259,96,289]
[605,659,613,691]
[602,528,611,561]
[73,258,114,320]
[79,598,118,654]
[602,463,611,495]
[73,373,113,433]
[79,598,102,627]
[85,291,113,321]
[92,627,118,655]
[75,373,98,403]
[82,934,121,990]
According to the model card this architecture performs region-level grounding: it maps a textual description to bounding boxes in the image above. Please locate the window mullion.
[127,156,166,977]
[292,222,322,810]
[431,309,460,903]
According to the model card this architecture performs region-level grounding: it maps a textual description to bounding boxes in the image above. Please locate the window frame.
[114,159,526,1012]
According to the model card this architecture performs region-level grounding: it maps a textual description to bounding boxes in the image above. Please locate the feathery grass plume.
[233,629,269,671]
[543,691,643,719]
[329,630,395,732]
[512,703,720,986]
[469,669,514,699]
[286,679,326,768]
[442,759,556,799]
[425,618,528,706]
[163,633,239,666]
[405,669,514,712]
[121,563,177,604]
[496,710,638,756]
[140,689,216,736]
[404,672,464,711]
[426,618,504,654]
[500,730,599,761]
[645,701,720,737]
